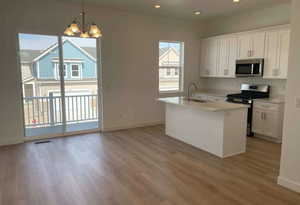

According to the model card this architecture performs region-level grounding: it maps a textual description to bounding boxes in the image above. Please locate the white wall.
[0,0,204,145]
[204,3,291,37]
[278,0,300,193]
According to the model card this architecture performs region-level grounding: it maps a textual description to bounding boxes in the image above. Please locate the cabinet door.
[206,38,219,77]
[263,111,280,138]
[219,36,237,77]
[237,34,251,59]
[277,29,290,79]
[218,38,229,77]
[252,108,265,135]
[264,31,279,78]
[251,32,266,58]
[228,37,238,77]
[200,39,209,77]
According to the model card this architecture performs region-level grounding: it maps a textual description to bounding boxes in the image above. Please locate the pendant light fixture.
[64,0,102,38]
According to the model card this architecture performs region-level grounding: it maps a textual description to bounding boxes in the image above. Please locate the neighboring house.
[20,39,97,98]
[159,46,180,79]
[159,46,181,91]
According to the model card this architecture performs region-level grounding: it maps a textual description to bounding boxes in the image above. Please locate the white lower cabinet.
[252,101,284,142]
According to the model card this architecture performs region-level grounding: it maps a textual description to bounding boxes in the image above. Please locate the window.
[174,68,179,76]
[71,64,81,78]
[166,68,171,76]
[54,63,67,79]
[159,41,184,92]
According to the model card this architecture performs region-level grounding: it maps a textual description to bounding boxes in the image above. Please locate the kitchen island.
[159,97,249,158]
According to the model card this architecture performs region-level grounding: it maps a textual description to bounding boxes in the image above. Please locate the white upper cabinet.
[199,25,290,79]
[200,38,219,77]
[218,36,237,78]
[277,29,290,78]
[264,28,290,79]
[237,34,252,59]
[237,32,266,59]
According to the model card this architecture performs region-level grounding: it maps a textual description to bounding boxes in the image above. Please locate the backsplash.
[199,78,287,97]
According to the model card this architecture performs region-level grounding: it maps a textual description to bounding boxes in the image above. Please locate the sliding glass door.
[18,33,100,137]
[62,36,99,132]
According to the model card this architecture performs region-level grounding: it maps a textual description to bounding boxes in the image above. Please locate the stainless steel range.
[227,84,270,136]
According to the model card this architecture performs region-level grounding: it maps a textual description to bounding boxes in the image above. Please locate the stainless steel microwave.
[235,59,264,77]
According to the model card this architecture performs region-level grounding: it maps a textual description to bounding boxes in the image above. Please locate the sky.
[19,33,97,50]
[159,41,181,51]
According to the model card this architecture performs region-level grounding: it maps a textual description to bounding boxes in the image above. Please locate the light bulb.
[70,21,80,33]
[80,32,90,38]
[64,26,74,36]
[92,31,102,38]
[89,23,100,35]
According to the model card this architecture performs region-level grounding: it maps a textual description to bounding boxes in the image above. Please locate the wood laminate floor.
[0,125,299,205]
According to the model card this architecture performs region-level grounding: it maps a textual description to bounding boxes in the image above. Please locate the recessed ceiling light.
[154,5,161,8]
[233,0,240,3]
[194,11,201,15]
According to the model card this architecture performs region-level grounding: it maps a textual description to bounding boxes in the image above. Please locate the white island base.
[161,97,248,158]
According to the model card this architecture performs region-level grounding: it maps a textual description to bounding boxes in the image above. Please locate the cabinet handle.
[248,50,251,57]
[261,112,264,120]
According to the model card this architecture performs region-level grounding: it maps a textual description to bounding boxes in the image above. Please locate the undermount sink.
[184,97,208,103]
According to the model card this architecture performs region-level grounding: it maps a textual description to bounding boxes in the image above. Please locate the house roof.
[20,50,43,63]
[20,40,97,63]
[82,47,97,59]
[159,47,169,57]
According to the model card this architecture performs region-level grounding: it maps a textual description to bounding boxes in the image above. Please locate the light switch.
[296,97,300,109]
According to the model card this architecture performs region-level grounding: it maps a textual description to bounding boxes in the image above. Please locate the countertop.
[158,97,249,112]
[254,97,285,104]
[195,89,285,104]
[193,89,237,98]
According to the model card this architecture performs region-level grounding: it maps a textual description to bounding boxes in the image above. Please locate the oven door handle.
[251,63,254,74]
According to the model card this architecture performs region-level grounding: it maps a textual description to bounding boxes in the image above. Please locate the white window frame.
[70,63,82,79]
[158,41,184,93]
[54,63,67,79]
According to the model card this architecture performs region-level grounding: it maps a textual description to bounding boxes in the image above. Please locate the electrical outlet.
[296,97,300,109]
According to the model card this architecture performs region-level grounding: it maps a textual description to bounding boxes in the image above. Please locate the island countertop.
[158,97,249,112]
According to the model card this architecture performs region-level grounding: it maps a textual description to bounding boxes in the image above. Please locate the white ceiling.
[67,0,290,20]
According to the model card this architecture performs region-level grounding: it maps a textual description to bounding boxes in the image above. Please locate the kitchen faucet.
[187,82,198,100]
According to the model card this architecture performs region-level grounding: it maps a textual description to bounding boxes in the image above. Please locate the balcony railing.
[23,94,98,128]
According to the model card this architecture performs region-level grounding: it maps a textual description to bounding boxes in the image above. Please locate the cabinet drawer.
[253,102,280,111]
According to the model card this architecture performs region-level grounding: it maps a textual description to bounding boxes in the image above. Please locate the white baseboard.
[222,150,246,158]
[0,138,24,147]
[25,128,101,142]
[278,176,300,193]
[102,121,164,132]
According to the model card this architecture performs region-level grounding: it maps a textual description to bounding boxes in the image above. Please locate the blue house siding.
[36,40,96,80]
